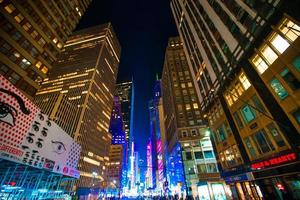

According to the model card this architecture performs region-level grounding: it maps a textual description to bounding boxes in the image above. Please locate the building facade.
[34,24,121,188]
[161,37,227,199]
[171,1,300,199]
[0,0,91,97]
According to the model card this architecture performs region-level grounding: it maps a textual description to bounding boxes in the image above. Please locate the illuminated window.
[252,55,269,74]
[225,93,233,106]
[240,105,256,123]
[35,61,42,69]
[38,38,46,47]
[41,66,48,74]
[185,104,191,110]
[270,33,290,54]
[57,42,62,49]
[22,22,32,31]
[279,18,300,42]
[52,37,58,44]
[14,13,24,23]
[235,82,244,96]
[4,4,15,13]
[31,30,39,39]
[193,103,198,109]
[270,78,288,99]
[181,83,186,88]
[292,57,300,72]
[188,82,192,87]
[230,88,238,101]
[239,73,251,90]
[260,45,278,64]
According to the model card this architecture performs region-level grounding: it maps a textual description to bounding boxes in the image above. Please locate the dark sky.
[77,0,178,169]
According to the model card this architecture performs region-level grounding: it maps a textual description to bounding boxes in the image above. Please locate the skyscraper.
[161,37,226,199]
[171,1,300,199]
[114,81,134,142]
[0,0,91,97]
[34,24,121,189]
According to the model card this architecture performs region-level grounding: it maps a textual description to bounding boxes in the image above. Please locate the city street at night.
[1,0,300,199]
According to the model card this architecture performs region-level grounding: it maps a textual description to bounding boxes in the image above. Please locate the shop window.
[252,129,275,154]
[4,4,15,13]
[252,54,269,74]
[244,137,257,158]
[233,112,244,129]
[239,72,251,90]
[280,68,300,90]
[279,18,300,42]
[292,57,300,72]
[204,150,214,159]
[251,95,266,113]
[260,45,278,64]
[14,13,24,23]
[292,108,300,125]
[185,152,192,160]
[270,78,288,99]
[241,105,256,123]
[269,33,290,53]
[194,151,203,159]
[266,123,286,147]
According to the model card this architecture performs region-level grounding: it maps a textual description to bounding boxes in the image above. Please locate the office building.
[34,24,121,188]
[161,37,227,199]
[171,1,300,199]
[0,0,91,97]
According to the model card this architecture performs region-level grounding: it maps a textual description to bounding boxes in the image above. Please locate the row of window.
[225,72,252,106]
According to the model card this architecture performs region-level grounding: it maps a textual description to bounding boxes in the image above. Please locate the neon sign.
[251,153,297,170]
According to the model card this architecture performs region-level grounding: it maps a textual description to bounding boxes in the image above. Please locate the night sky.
[76,1,178,168]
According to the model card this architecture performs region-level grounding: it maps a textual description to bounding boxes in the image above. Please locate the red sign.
[0,143,23,157]
[251,153,297,170]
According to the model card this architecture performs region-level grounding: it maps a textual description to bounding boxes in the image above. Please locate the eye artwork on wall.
[0,75,81,178]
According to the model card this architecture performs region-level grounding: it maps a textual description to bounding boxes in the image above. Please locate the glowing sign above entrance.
[251,153,297,170]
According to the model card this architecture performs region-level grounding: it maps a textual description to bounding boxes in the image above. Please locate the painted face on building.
[0,88,31,127]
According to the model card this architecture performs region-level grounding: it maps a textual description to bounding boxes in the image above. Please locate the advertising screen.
[0,75,80,178]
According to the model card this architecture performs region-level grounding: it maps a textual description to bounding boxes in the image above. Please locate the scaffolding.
[0,159,76,200]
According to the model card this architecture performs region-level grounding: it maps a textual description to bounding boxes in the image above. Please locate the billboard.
[0,75,80,178]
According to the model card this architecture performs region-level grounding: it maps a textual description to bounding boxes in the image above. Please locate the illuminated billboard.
[0,75,81,178]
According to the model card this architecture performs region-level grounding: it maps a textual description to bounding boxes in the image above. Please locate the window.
[8,72,20,85]
[14,13,24,23]
[41,66,48,74]
[193,103,198,109]
[233,112,244,129]
[0,43,11,54]
[292,108,300,125]
[252,54,269,74]
[216,125,227,142]
[252,129,275,154]
[181,83,186,88]
[20,40,30,49]
[38,38,46,47]
[292,57,300,72]
[279,18,300,42]
[185,152,192,160]
[30,47,38,58]
[31,30,39,39]
[194,151,203,159]
[239,72,251,90]
[261,45,278,64]
[12,31,22,41]
[225,93,233,106]
[270,33,290,53]
[266,123,286,147]
[185,104,191,110]
[188,82,192,87]
[235,82,244,96]
[251,95,265,113]
[244,137,257,158]
[4,4,15,13]
[0,63,9,75]
[241,105,256,123]
[270,78,288,99]
[22,22,32,31]
[203,151,214,159]
[197,164,207,173]
[280,68,300,90]
[206,163,217,172]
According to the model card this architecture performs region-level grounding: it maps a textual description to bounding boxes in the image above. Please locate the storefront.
[197,181,227,200]
[252,152,300,200]
[225,172,263,200]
